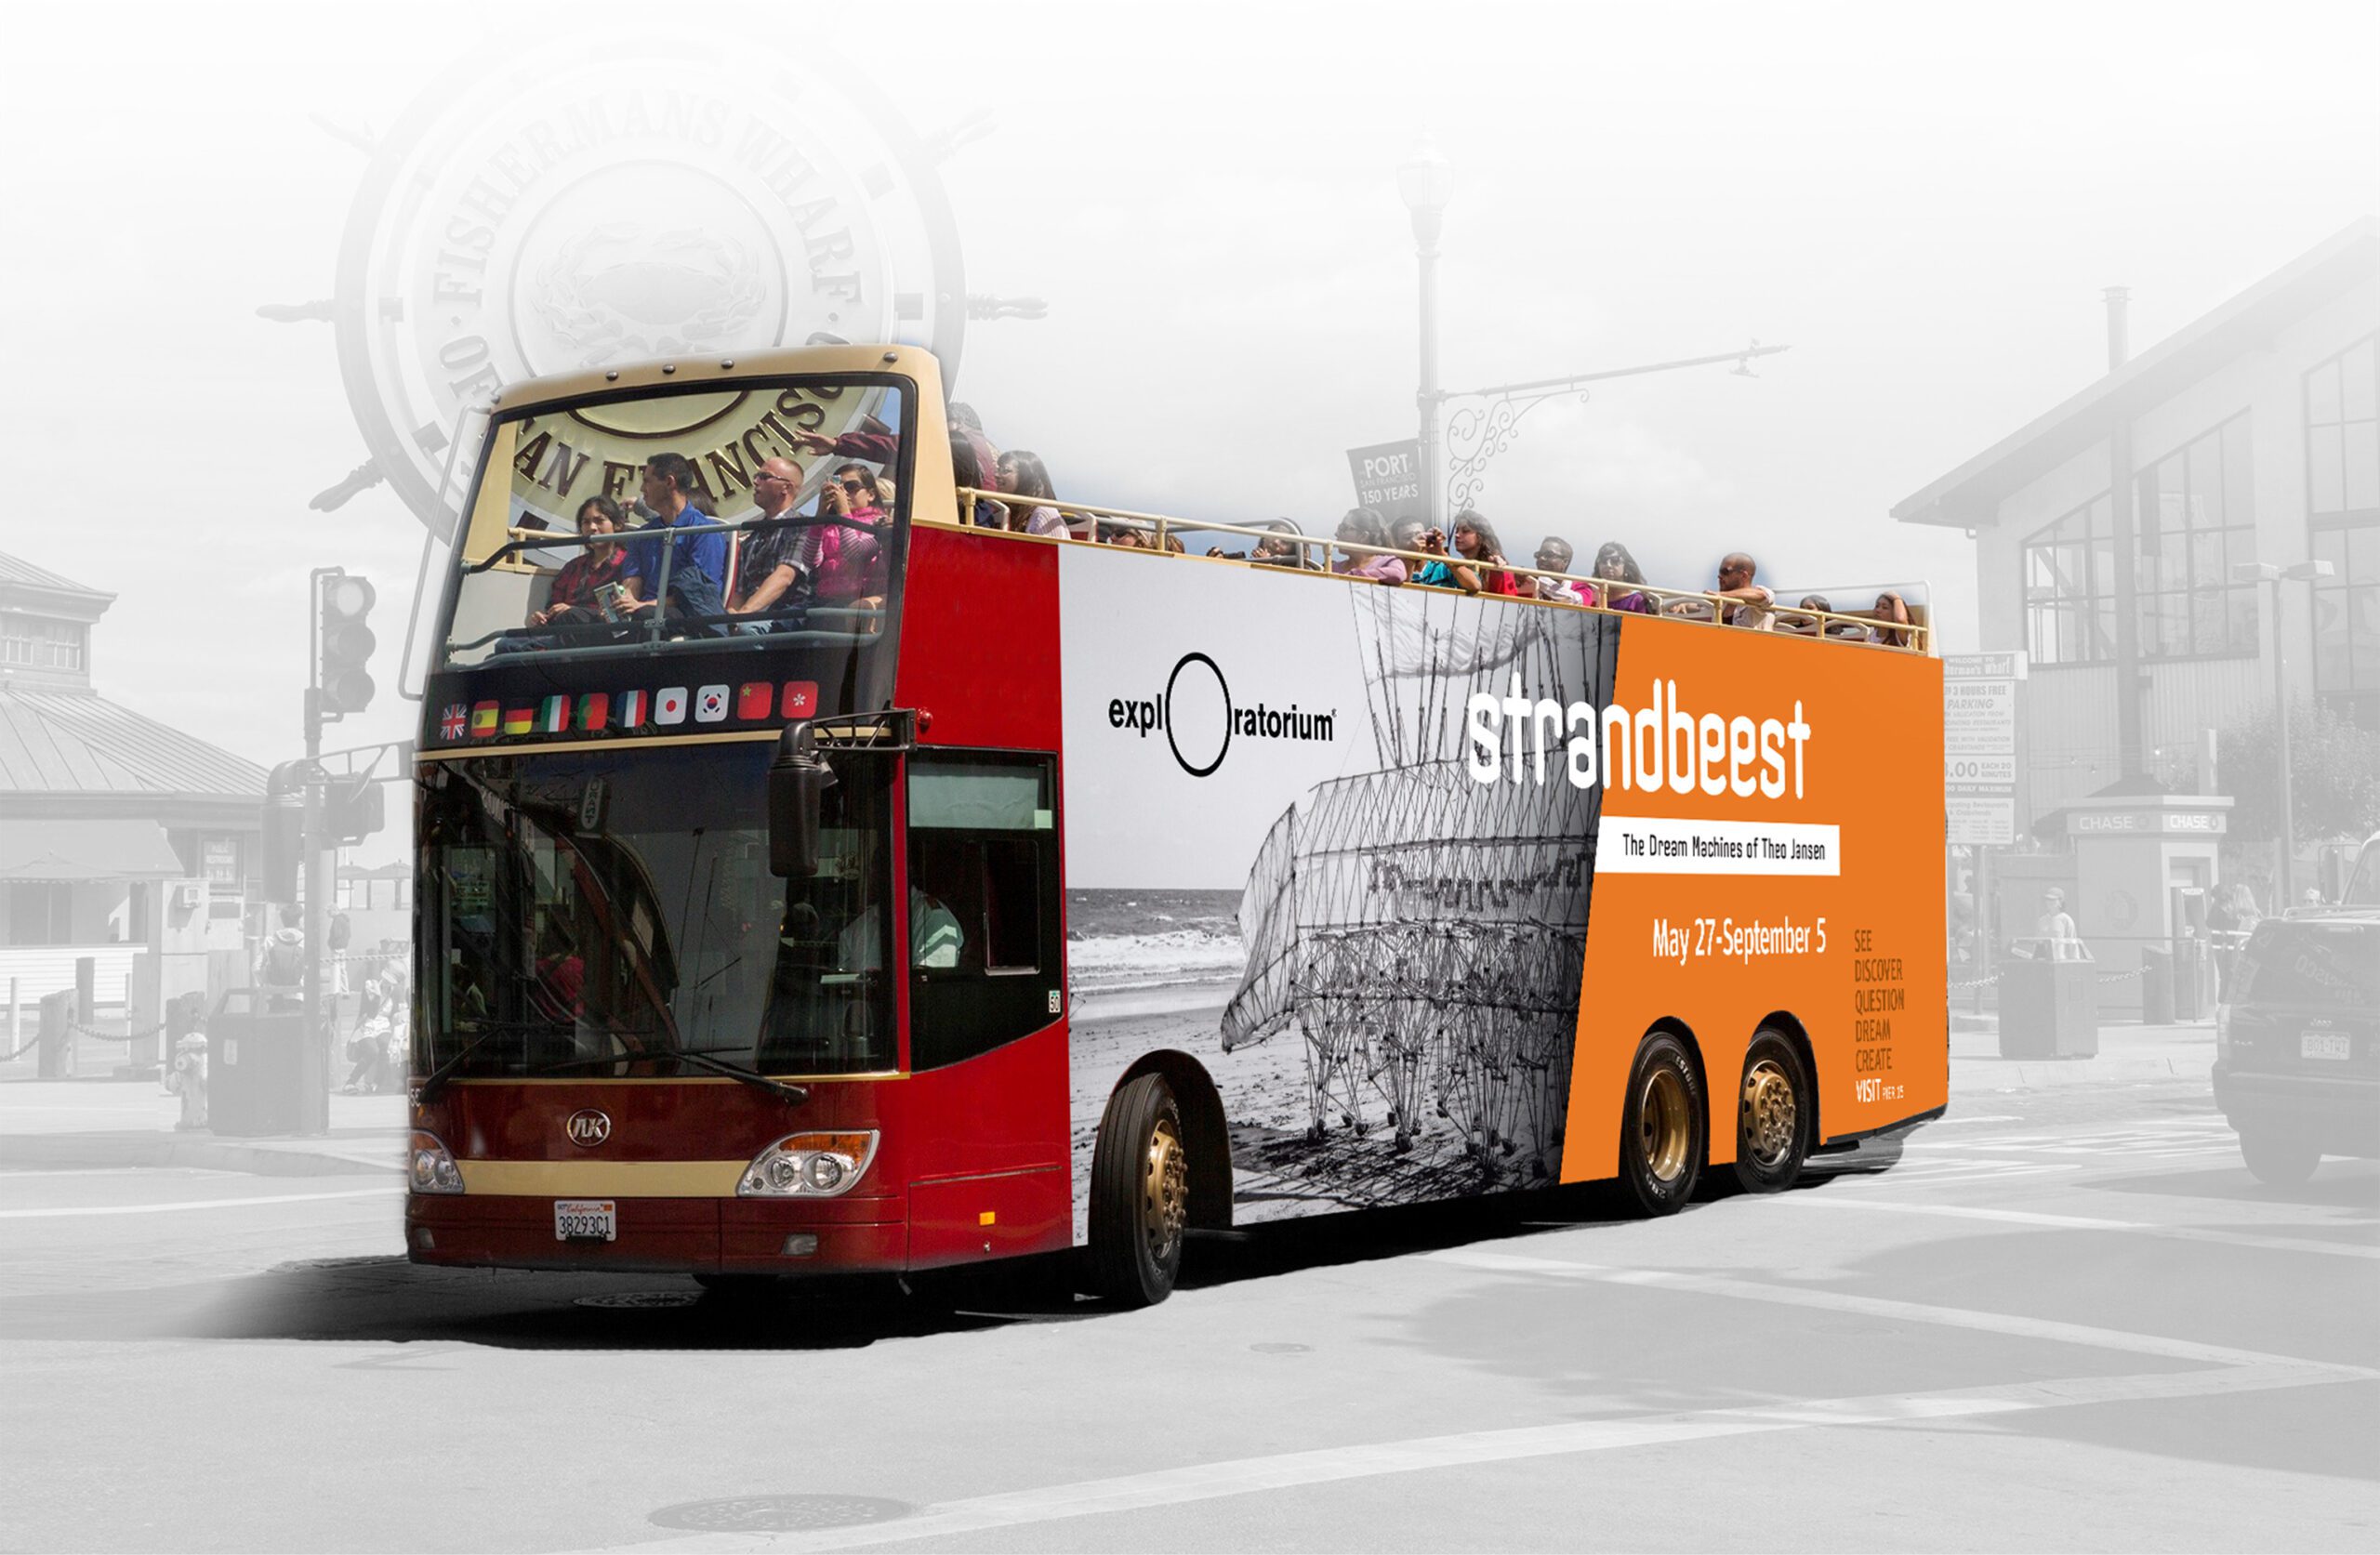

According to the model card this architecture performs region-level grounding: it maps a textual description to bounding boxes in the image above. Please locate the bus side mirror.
[769,723,837,877]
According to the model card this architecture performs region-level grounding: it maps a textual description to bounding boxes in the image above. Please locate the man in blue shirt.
[619,452,730,636]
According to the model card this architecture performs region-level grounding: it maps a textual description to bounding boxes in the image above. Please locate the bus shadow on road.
[63,1182,1671,1351]
[2082,1158,2380,1212]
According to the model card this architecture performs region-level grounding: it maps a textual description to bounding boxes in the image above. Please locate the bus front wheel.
[1620,1032,1704,1216]
[1089,1074,1190,1306]
[1731,1031,1813,1193]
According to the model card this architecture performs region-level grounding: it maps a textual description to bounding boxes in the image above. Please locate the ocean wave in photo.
[1067,888,1246,994]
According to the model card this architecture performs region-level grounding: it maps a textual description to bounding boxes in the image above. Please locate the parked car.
[2213,909,2378,1185]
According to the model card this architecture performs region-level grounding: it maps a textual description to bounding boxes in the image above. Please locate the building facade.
[1897,220,2380,837]
[0,551,265,1009]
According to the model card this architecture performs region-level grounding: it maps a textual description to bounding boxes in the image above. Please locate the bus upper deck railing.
[458,495,1933,658]
[940,489,1934,654]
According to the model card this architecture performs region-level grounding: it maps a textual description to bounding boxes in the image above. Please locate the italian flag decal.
[538,695,569,733]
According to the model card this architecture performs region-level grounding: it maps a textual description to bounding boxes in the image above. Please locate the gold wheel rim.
[1638,1067,1692,1184]
[1740,1057,1798,1170]
[1143,1117,1188,1266]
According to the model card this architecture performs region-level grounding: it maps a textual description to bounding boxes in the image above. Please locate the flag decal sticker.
[654,687,689,726]
[470,702,500,738]
[618,690,648,729]
[576,692,609,731]
[440,704,468,742]
[537,695,570,733]
[695,684,730,723]
[736,682,774,720]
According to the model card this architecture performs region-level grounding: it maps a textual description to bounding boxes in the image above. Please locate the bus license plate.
[555,1200,617,1242]
[2301,1032,2351,1061]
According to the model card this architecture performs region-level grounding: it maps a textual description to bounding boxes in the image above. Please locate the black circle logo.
[1163,652,1233,778]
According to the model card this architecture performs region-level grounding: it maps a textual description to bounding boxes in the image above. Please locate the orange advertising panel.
[1555,613,1947,1179]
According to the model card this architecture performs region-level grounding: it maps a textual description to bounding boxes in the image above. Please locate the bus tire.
[1089,1074,1190,1307]
[1620,1031,1704,1216]
[1731,1030,1813,1193]
[2237,1126,2320,1187]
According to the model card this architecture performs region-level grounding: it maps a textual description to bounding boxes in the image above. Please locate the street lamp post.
[2232,559,2337,905]
[1396,140,1453,531]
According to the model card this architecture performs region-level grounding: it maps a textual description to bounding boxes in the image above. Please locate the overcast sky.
[0,0,2372,865]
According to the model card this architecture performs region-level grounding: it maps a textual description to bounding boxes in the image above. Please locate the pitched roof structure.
[0,685,266,800]
[1893,217,2380,529]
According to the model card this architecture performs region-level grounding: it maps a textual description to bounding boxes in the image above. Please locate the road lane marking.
[573,1252,2377,1554]
[706,1363,2362,1555]
[1780,1193,2380,1259]
[0,1188,397,1219]
[1426,1248,2356,1369]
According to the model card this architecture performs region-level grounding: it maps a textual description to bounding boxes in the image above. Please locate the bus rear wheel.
[1731,1031,1813,1193]
[1620,1032,1704,1216]
[1089,1074,1190,1307]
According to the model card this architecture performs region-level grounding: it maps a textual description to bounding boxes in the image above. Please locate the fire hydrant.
[165,1031,208,1131]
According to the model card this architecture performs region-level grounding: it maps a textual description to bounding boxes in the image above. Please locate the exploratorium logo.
[1107,653,1339,779]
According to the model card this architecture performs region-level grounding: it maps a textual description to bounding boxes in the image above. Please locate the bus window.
[906,754,1061,1070]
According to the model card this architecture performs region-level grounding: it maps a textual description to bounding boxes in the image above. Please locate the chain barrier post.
[36,988,75,1079]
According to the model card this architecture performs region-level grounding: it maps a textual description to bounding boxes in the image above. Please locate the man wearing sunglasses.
[729,457,815,627]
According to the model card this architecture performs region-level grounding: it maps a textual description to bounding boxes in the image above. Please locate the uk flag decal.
[439,704,468,742]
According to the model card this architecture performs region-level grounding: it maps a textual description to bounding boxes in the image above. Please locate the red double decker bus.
[406,345,1948,1304]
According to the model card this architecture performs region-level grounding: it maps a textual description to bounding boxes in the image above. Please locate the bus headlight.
[409,1131,464,1194]
[738,1131,878,1198]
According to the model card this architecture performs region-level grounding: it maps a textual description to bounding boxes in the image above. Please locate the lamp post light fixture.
[1397,138,1453,529]
[2231,558,2337,905]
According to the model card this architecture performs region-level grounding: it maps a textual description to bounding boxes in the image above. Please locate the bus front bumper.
[404,1193,908,1275]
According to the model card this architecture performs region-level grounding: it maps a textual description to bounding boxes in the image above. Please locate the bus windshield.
[437,376,909,667]
[416,742,895,1079]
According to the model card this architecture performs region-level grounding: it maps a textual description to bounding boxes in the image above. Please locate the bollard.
[35,987,76,1079]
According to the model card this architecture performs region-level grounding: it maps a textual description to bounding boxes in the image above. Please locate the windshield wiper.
[530,1047,810,1105]
[416,1029,507,1106]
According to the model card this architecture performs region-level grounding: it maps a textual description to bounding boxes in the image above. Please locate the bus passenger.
[1391,516,1428,557]
[1252,520,1316,569]
[1870,590,1916,649]
[995,450,1067,537]
[949,434,1004,527]
[527,497,626,627]
[1591,541,1655,613]
[1448,511,1520,596]
[1332,508,1406,584]
[812,478,887,603]
[1530,537,1585,603]
[730,458,813,624]
[618,453,731,636]
[788,413,899,466]
[1673,551,1772,628]
[1787,594,1832,637]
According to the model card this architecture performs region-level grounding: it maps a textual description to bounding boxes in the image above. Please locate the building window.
[7,883,73,946]
[0,614,87,670]
[2307,334,2379,724]
[2133,413,2257,659]
[2023,493,2115,665]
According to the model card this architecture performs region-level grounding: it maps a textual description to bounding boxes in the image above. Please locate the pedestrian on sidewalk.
[2036,889,2083,961]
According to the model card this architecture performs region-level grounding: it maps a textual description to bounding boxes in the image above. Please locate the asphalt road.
[2,1082,2373,1553]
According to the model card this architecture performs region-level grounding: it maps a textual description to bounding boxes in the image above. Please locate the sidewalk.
[1949,1013,2215,1094]
[0,1078,406,1177]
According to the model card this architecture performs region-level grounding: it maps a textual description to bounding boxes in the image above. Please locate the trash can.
[2138,945,2175,1025]
[1998,956,2098,1059]
[206,989,326,1137]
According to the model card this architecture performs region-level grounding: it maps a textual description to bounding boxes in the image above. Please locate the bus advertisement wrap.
[1057,546,1946,1239]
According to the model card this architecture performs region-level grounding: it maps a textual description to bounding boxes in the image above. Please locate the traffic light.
[316,573,377,715]
[323,773,387,846]
[260,760,305,904]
